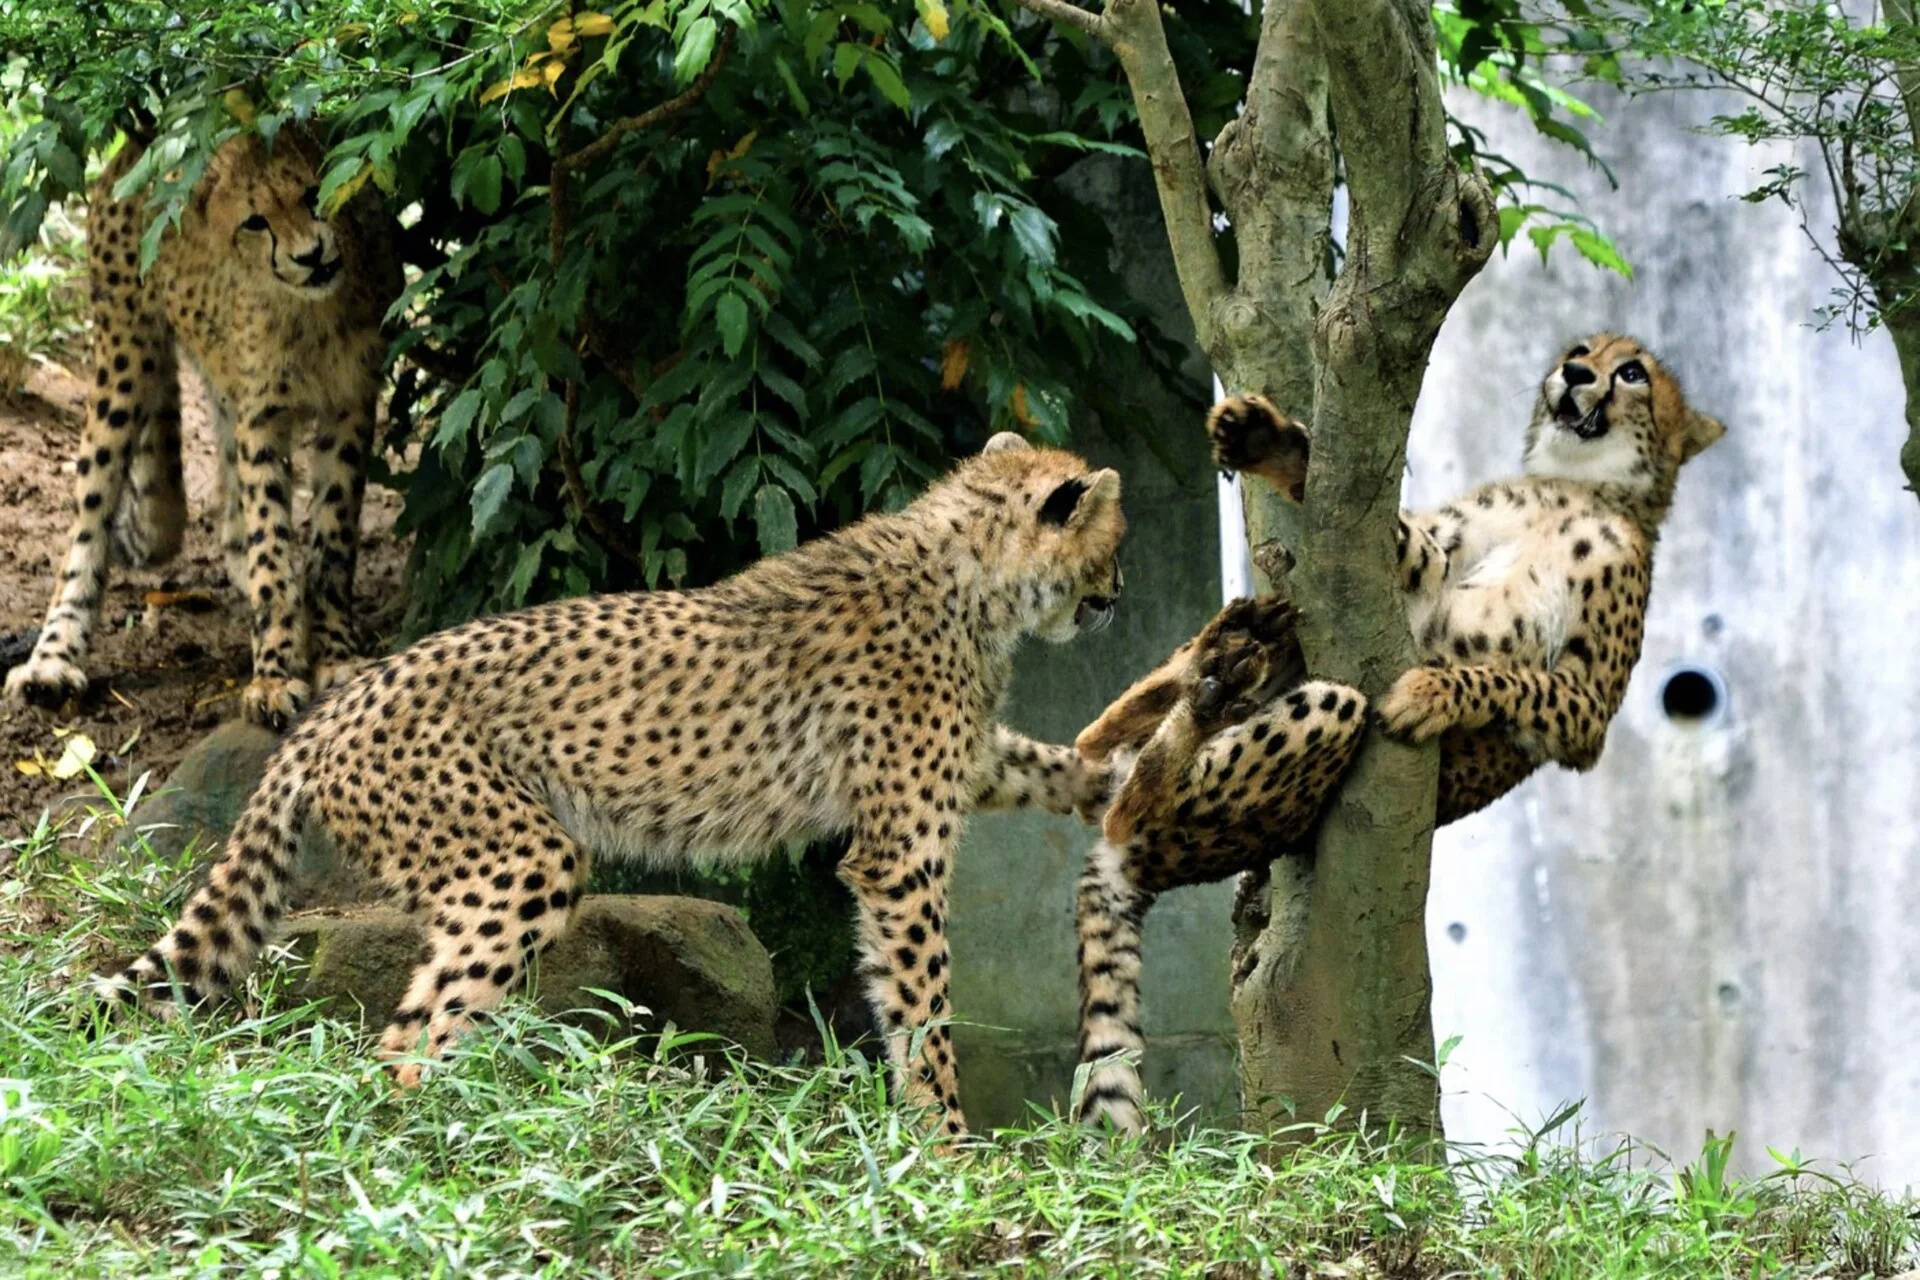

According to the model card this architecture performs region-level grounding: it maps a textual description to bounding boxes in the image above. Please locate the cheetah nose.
[1561,362,1596,388]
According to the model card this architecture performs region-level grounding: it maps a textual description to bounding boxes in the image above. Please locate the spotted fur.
[1070,333,1724,1133]
[6,126,401,728]
[95,432,1124,1145]
[1071,596,1366,1132]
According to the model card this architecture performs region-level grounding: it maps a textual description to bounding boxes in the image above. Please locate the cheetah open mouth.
[1555,391,1609,440]
[1075,595,1116,632]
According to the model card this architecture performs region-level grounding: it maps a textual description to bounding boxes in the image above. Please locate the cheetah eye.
[1617,360,1647,385]
[240,213,270,232]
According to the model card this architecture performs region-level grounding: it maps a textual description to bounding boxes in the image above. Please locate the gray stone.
[114,720,375,908]
[278,895,778,1058]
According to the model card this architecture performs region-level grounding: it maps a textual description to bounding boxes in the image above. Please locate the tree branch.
[1006,0,1104,38]
[549,23,737,264]
[1009,0,1230,350]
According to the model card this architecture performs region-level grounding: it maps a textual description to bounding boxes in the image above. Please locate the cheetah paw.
[1376,666,1459,742]
[1189,640,1272,734]
[1207,394,1311,501]
[242,676,311,731]
[5,653,90,710]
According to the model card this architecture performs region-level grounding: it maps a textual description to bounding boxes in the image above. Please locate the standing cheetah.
[98,432,1125,1144]
[6,126,401,728]
[1069,334,1725,1132]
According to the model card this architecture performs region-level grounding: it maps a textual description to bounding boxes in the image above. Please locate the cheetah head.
[1524,334,1725,489]
[968,432,1127,643]
[204,130,347,298]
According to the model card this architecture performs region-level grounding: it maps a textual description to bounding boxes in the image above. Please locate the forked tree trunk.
[1010,0,1494,1140]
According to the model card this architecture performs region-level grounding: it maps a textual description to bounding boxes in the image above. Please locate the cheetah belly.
[1426,538,1569,667]
[541,723,859,871]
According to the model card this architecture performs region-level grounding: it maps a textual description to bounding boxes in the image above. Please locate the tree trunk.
[1011,0,1494,1141]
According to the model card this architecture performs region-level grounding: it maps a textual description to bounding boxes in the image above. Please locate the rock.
[279,895,778,1058]
[112,720,375,908]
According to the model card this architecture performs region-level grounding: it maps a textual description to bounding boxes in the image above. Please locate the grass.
[1,783,1916,1278]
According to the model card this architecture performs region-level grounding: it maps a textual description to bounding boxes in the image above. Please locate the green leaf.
[675,16,718,84]
[1008,204,1057,269]
[470,463,514,539]
[1570,228,1633,278]
[863,54,912,111]
[833,42,863,87]
[720,456,761,521]
[716,291,751,358]
[752,484,798,556]
[465,155,503,215]
[695,413,756,489]
[925,118,964,160]
[774,55,811,116]
[859,441,896,501]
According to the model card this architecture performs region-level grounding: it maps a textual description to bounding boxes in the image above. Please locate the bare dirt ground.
[0,358,410,823]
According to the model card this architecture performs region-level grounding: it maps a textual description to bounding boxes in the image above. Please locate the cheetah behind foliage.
[98,432,1125,1143]
[1069,334,1725,1132]
[6,126,401,727]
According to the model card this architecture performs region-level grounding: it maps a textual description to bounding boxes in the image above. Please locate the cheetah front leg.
[838,785,969,1145]
[967,725,1109,823]
[231,400,312,728]
[304,396,376,693]
[7,312,172,708]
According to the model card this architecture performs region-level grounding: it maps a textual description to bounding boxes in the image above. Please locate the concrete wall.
[1414,85,1920,1185]
[949,155,1239,1131]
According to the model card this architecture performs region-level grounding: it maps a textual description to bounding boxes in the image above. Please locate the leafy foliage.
[1608,0,1920,334]
[0,0,1206,633]
[1435,0,1636,276]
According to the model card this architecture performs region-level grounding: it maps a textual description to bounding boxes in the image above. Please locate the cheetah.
[6,125,402,728]
[96,432,1125,1145]
[1069,333,1725,1132]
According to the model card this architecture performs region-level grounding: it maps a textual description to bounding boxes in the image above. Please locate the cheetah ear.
[982,432,1031,455]
[1039,468,1120,527]
[1681,410,1725,462]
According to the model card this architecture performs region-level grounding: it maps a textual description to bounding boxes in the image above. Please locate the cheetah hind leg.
[108,335,186,570]
[377,776,588,1085]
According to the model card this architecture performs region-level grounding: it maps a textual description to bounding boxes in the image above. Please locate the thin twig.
[558,381,646,574]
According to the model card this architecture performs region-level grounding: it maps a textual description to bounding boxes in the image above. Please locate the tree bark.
[1010,0,1494,1142]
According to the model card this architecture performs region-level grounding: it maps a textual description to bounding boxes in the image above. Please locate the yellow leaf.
[705,131,758,186]
[918,0,950,41]
[542,59,568,92]
[322,162,375,216]
[398,11,419,25]
[479,67,547,104]
[222,88,256,126]
[574,12,616,37]
[1010,384,1035,427]
[548,17,577,52]
[334,21,370,42]
[15,757,42,776]
[51,732,96,781]
[939,339,969,390]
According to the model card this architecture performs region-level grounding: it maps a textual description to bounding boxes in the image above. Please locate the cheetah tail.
[94,748,312,1015]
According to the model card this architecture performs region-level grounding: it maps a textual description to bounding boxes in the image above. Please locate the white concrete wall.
[1414,84,1920,1185]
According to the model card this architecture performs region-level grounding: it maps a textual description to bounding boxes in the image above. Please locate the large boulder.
[278,895,778,1058]
[113,720,375,908]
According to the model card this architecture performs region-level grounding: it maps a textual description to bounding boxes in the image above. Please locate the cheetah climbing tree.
[1004,0,1499,1140]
